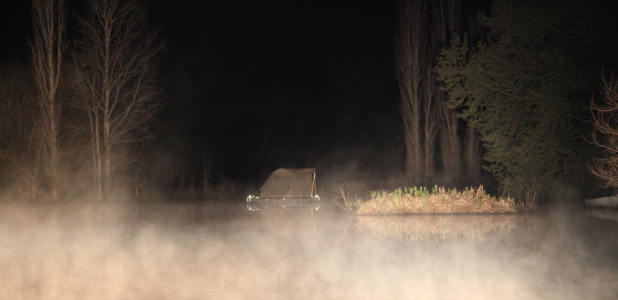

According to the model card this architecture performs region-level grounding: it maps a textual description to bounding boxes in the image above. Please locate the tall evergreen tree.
[437,0,618,204]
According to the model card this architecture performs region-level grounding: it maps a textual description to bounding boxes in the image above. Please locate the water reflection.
[259,208,317,238]
[354,214,517,241]
[585,208,618,222]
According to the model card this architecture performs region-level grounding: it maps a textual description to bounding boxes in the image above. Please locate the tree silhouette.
[70,0,162,200]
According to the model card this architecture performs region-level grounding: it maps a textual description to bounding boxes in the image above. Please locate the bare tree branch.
[0,61,41,200]
[590,74,618,190]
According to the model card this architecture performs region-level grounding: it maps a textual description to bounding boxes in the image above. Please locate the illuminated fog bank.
[0,202,616,299]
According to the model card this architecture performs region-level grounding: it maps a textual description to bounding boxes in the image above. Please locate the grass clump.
[356,185,518,214]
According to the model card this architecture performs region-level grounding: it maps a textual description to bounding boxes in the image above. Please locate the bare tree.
[0,61,41,199]
[398,0,485,187]
[70,0,162,200]
[431,0,462,185]
[396,0,432,185]
[67,54,104,199]
[30,0,67,200]
[398,0,464,185]
[590,74,618,189]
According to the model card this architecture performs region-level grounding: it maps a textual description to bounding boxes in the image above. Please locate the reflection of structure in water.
[586,208,618,222]
[247,168,320,211]
[259,208,319,238]
[355,214,517,241]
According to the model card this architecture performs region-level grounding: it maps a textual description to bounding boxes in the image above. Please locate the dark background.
[0,0,404,187]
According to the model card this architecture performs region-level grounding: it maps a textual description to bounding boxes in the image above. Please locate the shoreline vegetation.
[336,185,530,214]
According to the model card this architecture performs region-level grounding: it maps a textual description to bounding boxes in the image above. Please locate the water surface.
[1,201,617,299]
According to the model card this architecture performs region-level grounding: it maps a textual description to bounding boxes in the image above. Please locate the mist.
[2,200,617,299]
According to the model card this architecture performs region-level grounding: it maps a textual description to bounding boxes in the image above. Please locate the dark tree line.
[0,0,161,201]
[435,0,618,204]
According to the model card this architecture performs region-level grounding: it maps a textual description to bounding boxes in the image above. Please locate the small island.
[336,185,529,214]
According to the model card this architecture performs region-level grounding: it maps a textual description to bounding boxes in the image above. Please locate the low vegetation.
[331,185,363,213]
[354,185,520,214]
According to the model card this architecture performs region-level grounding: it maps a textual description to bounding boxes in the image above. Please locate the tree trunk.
[31,0,66,201]
[91,110,103,200]
[439,99,462,185]
[464,125,481,186]
[422,69,440,185]
[104,115,111,198]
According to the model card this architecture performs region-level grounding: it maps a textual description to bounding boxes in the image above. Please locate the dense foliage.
[436,0,618,203]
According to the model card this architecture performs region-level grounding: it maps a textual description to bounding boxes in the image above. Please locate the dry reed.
[356,185,518,214]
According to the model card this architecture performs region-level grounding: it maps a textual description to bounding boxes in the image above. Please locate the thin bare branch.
[590,74,618,190]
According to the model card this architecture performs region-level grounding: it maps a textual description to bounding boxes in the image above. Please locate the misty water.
[1,201,617,300]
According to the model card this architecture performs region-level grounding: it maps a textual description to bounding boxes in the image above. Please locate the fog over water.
[1,201,617,299]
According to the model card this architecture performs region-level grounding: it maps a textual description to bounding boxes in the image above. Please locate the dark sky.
[0,0,404,185]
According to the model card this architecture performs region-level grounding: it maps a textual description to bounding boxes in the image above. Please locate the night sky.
[0,0,404,186]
